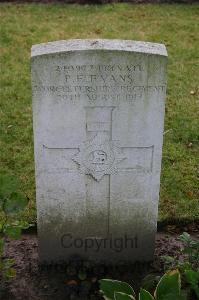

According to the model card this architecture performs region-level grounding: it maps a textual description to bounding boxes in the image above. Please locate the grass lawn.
[0,3,199,223]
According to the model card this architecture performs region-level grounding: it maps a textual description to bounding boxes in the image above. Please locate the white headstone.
[31,39,167,263]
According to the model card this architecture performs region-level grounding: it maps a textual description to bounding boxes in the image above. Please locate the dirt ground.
[1,231,198,300]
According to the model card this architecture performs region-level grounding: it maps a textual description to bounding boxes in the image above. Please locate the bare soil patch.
[2,232,198,300]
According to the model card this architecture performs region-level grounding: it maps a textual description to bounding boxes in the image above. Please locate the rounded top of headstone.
[31,39,167,58]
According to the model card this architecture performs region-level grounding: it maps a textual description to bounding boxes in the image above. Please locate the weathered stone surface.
[31,39,167,263]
